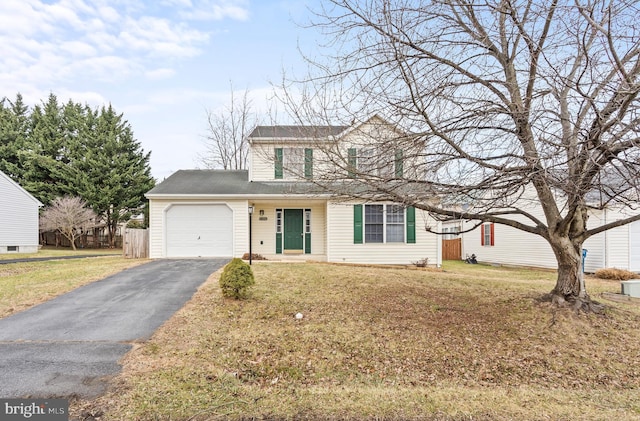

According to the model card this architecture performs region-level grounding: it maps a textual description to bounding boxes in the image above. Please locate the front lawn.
[79,262,640,420]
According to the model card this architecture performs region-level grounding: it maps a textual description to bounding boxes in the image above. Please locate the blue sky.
[0,0,320,180]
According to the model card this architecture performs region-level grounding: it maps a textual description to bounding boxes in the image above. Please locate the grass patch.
[0,255,148,318]
[0,246,121,260]
[79,261,640,420]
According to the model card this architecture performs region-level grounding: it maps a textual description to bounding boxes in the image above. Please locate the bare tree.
[40,196,97,250]
[198,85,258,170]
[280,0,640,311]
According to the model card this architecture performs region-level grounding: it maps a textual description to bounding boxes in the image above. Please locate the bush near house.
[219,258,255,299]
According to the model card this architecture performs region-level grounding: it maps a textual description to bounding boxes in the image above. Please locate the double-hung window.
[385,205,405,242]
[481,222,494,246]
[356,204,412,244]
[275,148,313,180]
[365,204,384,243]
[347,147,404,178]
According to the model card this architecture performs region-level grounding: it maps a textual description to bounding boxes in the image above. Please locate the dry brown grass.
[77,262,640,421]
[595,267,639,281]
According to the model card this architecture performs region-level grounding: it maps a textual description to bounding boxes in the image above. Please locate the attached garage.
[165,204,233,257]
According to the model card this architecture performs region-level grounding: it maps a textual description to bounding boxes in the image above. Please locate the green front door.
[284,209,304,251]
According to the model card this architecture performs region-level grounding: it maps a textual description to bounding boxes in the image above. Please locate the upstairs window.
[347,148,403,179]
[275,148,313,180]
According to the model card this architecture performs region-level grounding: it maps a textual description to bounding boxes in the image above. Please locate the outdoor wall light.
[259,209,264,216]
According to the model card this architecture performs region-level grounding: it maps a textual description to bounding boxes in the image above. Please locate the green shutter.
[275,148,283,179]
[395,149,403,178]
[406,206,416,244]
[353,204,363,244]
[348,148,357,178]
[304,148,313,179]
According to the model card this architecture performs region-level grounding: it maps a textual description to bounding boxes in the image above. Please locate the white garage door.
[166,204,233,257]
[630,221,640,272]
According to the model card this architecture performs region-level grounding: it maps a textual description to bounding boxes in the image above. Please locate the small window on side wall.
[481,223,494,246]
[7,246,18,252]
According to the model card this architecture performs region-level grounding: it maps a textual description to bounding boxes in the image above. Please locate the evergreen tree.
[21,93,68,204]
[2,93,155,247]
[0,94,30,180]
[62,104,155,247]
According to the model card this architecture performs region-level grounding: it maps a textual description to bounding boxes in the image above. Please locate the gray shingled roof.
[146,170,328,196]
[248,125,348,139]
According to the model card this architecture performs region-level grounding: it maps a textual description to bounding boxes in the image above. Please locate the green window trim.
[406,206,416,244]
[353,204,363,244]
[304,148,313,179]
[275,148,283,179]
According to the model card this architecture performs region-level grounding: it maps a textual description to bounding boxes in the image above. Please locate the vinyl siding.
[148,199,248,258]
[0,172,41,253]
[249,117,423,182]
[460,205,637,272]
[326,201,441,265]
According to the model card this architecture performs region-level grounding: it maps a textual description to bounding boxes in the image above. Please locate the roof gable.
[248,125,348,141]
[248,114,408,144]
[0,171,43,207]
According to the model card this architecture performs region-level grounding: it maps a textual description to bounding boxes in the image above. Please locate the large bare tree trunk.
[548,235,602,312]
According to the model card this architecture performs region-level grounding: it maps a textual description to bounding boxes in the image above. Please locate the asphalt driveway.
[0,258,227,398]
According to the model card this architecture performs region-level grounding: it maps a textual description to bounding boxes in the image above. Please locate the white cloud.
[0,0,218,98]
[180,3,250,21]
[145,68,176,80]
[59,41,98,58]
[97,5,120,22]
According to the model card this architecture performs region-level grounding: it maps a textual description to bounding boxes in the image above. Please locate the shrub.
[219,258,255,299]
[594,268,638,281]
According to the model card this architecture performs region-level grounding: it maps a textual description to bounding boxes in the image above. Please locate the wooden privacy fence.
[123,228,148,259]
[442,238,462,260]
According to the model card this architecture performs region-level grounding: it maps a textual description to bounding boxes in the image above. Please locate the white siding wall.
[461,216,558,269]
[601,208,640,272]
[249,117,422,182]
[0,173,40,253]
[326,201,441,265]
[460,206,637,272]
[250,144,276,181]
[149,199,248,258]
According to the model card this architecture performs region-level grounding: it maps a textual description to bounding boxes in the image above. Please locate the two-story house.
[145,115,442,265]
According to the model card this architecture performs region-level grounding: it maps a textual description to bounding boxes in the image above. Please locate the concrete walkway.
[0,259,227,398]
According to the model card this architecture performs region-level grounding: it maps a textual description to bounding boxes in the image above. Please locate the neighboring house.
[444,197,640,273]
[145,116,442,265]
[0,170,43,254]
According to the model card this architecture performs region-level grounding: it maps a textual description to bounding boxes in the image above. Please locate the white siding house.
[0,171,43,254]
[146,116,442,266]
[448,200,640,273]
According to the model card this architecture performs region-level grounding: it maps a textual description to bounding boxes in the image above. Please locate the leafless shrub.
[40,196,97,250]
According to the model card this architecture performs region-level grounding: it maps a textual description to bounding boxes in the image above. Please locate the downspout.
[604,207,608,268]
[436,216,441,268]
